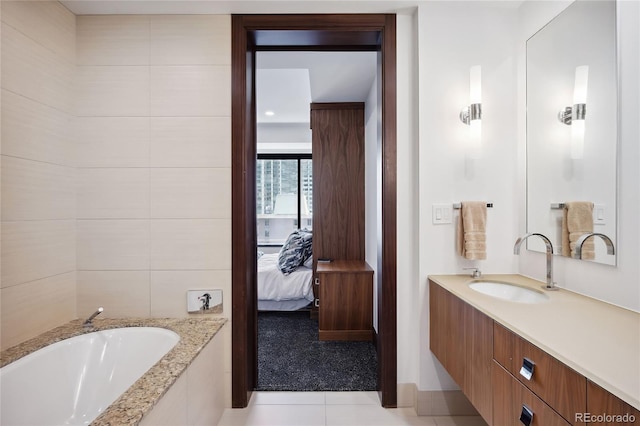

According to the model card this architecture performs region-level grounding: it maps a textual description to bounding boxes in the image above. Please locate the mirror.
[526,0,617,265]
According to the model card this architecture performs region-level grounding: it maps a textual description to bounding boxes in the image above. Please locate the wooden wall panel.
[311,102,365,263]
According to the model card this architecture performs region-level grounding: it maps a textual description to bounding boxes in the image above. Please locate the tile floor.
[217,391,488,426]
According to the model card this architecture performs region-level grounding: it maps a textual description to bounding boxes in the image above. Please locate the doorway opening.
[231,14,397,408]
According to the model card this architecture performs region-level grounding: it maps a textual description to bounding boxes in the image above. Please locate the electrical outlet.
[186,290,223,314]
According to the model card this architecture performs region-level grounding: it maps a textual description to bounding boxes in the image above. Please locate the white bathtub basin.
[0,327,179,426]
[469,281,549,304]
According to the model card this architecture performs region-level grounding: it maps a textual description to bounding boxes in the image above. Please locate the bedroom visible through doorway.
[255,51,379,391]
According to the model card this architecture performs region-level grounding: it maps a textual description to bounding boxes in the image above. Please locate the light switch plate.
[432,204,453,224]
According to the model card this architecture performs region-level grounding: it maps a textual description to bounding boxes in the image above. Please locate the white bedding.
[257,253,314,303]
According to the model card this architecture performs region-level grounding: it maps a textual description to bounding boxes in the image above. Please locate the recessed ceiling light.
[265,110,275,116]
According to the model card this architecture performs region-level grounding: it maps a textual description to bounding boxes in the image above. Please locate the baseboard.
[397,383,417,408]
[397,384,479,416]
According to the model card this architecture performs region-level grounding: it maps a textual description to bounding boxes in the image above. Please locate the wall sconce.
[459,65,482,159]
[558,65,588,159]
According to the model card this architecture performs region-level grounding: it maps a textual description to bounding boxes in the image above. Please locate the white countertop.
[428,274,640,410]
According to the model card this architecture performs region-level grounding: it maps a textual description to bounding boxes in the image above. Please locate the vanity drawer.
[493,361,571,426]
[493,323,587,424]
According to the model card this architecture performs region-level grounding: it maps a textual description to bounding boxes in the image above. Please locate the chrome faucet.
[83,307,103,328]
[573,233,615,259]
[514,233,558,291]
[463,267,482,278]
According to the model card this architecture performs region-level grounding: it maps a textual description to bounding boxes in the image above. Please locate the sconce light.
[558,65,588,159]
[460,65,482,159]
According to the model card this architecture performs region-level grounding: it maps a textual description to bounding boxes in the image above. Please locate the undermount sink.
[469,281,549,304]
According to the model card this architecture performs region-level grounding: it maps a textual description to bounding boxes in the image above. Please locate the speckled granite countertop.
[0,317,227,425]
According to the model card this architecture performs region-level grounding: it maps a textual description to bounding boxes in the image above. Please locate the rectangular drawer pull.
[519,357,535,381]
[314,278,320,286]
[520,404,534,426]
[314,298,319,308]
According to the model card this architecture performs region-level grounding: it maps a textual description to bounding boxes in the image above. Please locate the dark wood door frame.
[231,14,397,408]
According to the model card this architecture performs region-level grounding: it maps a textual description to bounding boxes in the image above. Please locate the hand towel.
[561,201,594,259]
[456,201,487,260]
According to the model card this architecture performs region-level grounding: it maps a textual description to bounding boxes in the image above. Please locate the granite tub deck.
[0,317,227,426]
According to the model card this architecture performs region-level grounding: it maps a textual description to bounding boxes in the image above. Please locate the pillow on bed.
[299,228,313,263]
[277,229,312,275]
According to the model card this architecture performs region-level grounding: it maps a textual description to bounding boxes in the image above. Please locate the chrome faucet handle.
[463,267,482,278]
[83,307,103,328]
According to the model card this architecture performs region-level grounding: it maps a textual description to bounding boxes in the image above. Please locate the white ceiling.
[256,51,377,124]
[255,51,377,153]
[60,1,420,16]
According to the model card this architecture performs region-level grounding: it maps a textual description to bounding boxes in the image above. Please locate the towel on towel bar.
[561,201,595,259]
[456,201,487,260]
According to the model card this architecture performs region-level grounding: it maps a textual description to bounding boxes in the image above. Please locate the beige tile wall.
[1,4,232,370]
[1,1,77,350]
[75,15,232,323]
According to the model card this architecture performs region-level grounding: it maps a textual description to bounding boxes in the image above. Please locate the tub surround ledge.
[0,316,227,425]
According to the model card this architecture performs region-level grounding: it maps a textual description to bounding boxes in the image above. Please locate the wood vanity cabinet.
[429,279,639,426]
[429,280,493,423]
[317,260,373,341]
[586,381,640,425]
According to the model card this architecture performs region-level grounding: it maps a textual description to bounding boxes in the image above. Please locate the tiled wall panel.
[75,15,231,320]
[0,1,76,349]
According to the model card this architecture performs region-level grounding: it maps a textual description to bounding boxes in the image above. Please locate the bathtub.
[0,327,179,426]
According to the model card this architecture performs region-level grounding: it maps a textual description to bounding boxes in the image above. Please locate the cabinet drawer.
[493,361,571,426]
[494,323,587,424]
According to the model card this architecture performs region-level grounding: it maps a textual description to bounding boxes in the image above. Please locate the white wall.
[365,74,380,332]
[517,0,640,312]
[395,9,421,391]
[415,1,520,390]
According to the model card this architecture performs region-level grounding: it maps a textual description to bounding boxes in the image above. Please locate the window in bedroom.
[256,154,312,245]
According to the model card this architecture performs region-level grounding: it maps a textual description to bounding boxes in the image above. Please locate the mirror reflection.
[526,0,617,265]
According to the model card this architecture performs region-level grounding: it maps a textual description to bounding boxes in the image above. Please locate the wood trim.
[237,13,390,31]
[231,13,397,408]
[378,14,398,408]
[310,102,366,111]
[231,15,257,408]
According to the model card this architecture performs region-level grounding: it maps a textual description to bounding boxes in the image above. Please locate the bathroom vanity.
[429,275,639,426]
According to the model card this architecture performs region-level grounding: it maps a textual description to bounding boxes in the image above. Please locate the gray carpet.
[257,311,378,391]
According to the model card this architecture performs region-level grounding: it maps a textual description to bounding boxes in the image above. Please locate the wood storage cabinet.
[316,260,373,341]
[311,102,369,339]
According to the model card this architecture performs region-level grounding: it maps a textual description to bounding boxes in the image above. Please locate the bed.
[257,253,314,311]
